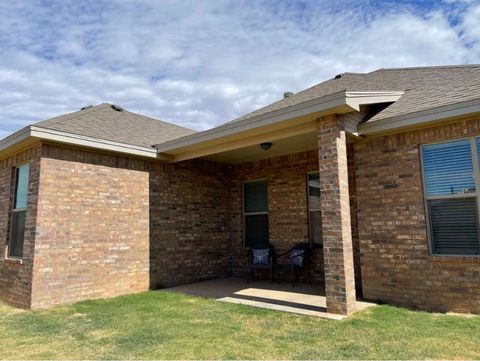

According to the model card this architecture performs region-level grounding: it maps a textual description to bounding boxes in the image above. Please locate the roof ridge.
[294,72,367,95]
[373,64,480,72]
[35,103,194,132]
[28,102,196,150]
[225,72,369,124]
[34,103,110,127]
[339,71,367,75]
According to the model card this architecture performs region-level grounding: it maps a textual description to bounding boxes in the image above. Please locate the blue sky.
[0,0,479,139]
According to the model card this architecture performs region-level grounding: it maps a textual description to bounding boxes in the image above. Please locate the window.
[308,173,322,245]
[8,163,30,258]
[421,139,480,255]
[244,180,269,248]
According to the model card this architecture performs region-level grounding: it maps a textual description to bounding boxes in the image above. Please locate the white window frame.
[243,179,269,248]
[420,137,480,257]
[307,171,322,245]
[7,163,30,260]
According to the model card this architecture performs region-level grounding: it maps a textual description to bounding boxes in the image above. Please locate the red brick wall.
[348,142,362,295]
[0,145,41,308]
[149,159,231,288]
[317,115,356,315]
[355,118,480,313]
[12,119,479,314]
[31,144,151,308]
[229,149,361,286]
[1,143,233,308]
[230,150,325,282]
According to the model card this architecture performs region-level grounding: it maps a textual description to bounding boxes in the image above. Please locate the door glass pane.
[245,214,269,248]
[244,181,268,213]
[309,210,322,244]
[308,173,320,210]
[14,164,30,209]
[428,198,480,255]
[422,140,475,196]
[9,211,26,258]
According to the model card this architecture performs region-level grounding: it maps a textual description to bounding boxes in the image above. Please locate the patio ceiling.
[202,131,317,164]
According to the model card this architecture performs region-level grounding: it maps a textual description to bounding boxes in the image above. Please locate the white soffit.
[358,98,480,135]
[155,91,404,158]
[0,126,165,160]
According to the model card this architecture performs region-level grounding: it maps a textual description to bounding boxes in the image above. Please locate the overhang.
[358,98,480,135]
[0,126,169,161]
[155,90,404,162]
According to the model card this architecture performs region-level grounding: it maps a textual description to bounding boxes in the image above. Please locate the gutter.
[0,126,167,160]
[155,90,403,153]
[0,90,409,161]
[0,126,31,152]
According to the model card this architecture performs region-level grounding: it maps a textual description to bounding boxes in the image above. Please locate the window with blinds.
[244,180,269,248]
[422,139,480,255]
[307,172,322,245]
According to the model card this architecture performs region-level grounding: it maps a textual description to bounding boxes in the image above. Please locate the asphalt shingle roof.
[228,64,480,125]
[34,103,195,148]
[24,65,480,151]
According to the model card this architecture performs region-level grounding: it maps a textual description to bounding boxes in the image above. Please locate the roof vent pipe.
[283,92,294,98]
[111,104,124,112]
[80,105,93,110]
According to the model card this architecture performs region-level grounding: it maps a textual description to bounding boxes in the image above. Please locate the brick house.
[1,65,479,315]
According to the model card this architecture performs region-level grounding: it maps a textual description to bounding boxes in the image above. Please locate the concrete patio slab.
[165,277,375,320]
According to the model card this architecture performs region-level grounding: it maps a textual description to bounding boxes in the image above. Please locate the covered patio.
[157,113,362,316]
[155,93,402,316]
[166,278,375,320]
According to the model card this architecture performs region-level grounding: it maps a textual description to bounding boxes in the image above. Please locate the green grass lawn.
[0,291,479,360]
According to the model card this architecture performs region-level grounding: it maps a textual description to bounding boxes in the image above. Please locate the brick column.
[317,114,356,315]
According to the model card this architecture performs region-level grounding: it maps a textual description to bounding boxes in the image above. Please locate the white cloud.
[0,130,11,140]
[458,2,480,53]
[0,0,479,139]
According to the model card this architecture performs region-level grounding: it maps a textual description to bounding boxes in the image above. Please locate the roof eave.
[358,98,480,135]
[30,126,168,160]
[0,126,172,161]
[0,126,32,153]
[154,90,352,153]
[345,91,404,111]
[155,91,404,156]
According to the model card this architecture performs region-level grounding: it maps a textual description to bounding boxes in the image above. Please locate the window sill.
[430,254,480,263]
[2,257,23,265]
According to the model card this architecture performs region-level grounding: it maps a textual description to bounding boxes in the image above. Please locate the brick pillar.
[317,114,356,315]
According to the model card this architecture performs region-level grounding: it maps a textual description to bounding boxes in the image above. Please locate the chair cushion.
[252,248,270,265]
[290,249,305,267]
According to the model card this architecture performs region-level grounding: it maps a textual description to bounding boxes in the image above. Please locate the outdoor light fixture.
[260,142,273,150]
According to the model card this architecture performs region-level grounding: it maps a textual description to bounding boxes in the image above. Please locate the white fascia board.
[358,98,480,135]
[0,127,31,153]
[155,91,354,153]
[155,90,405,153]
[0,126,159,159]
[28,126,159,159]
[345,91,404,111]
